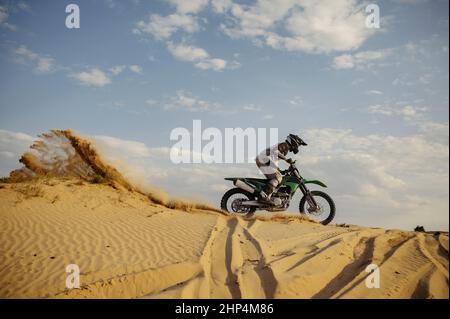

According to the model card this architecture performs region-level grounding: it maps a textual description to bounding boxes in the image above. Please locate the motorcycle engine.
[268,187,291,211]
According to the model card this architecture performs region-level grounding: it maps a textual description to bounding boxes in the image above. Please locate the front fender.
[303,179,327,188]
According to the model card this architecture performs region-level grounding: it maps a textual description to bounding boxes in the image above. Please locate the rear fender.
[224,178,265,192]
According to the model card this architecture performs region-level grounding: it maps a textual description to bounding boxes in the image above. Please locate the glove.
[286,158,293,164]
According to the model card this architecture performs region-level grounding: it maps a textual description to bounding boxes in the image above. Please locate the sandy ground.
[0,178,448,299]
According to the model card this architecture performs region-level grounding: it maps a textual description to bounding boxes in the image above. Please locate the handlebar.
[280,160,298,176]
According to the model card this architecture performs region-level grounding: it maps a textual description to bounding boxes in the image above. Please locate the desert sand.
[0,130,448,299]
[0,177,448,299]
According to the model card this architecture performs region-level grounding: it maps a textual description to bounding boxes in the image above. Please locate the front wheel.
[299,190,335,225]
[220,188,256,216]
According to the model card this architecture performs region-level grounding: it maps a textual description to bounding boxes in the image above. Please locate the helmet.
[286,134,307,154]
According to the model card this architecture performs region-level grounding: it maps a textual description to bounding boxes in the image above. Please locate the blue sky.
[0,0,448,230]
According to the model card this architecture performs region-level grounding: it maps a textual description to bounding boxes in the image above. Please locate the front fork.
[299,182,319,211]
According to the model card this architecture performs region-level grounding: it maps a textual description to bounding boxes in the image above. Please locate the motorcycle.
[220,160,336,225]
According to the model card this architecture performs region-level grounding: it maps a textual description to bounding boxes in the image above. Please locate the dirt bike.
[220,160,336,225]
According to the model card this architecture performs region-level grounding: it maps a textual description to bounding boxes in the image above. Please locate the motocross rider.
[255,134,307,202]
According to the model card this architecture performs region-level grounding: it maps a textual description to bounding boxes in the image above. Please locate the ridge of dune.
[0,177,448,299]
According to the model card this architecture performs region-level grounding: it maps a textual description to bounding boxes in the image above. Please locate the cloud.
[164,90,221,112]
[17,2,32,12]
[288,95,303,106]
[211,0,232,13]
[0,5,9,23]
[71,68,112,87]
[365,90,383,95]
[14,45,55,73]
[302,127,448,230]
[167,42,228,71]
[0,129,35,176]
[1,2,32,31]
[367,104,428,121]
[167,0,209,14]
[129,64,143,74]
[419,122,449,145]
[110,65,127,75]
[332,48,392,70]
[109,64,143,76]
[216,0,377,53]
[135,13,200,39]
[93,135,151,157]
[0,5,16,31]
[134,2,238,71]
[145,99,157,106]
[242,104,262,112]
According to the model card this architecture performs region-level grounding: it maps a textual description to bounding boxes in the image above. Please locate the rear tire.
[299,190,335,225]
[221,188,257,216]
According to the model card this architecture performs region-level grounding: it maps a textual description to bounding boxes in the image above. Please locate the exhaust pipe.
[234,179,256,194]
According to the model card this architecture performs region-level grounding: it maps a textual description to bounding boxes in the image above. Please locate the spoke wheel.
[299,190,335,225]
[221,188,256,216]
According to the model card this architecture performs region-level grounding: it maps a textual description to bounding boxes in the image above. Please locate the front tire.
[221,188,256,216]
[299,190,335,225]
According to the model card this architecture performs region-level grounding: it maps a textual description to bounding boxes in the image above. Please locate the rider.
[255,134,307,202]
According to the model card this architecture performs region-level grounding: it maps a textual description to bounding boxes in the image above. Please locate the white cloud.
[14,45,55,73]
[365,90,383,95]
[242,104,262,112]
[302,127,448,230]
[167,42,228,71]
[93,135,151,157]
[195,58,228,71]
[217,0,377,53]
[145,99,157,106]
[211,0,232,13]
[288,95,303,106]
[110,64,143,75]
[0,129,35,176]
[110,65,127,76]
[36,57,55,73]
[164,90,221,112]
[167,0,209,14]
[129,64,143,74]
[367,104,428,121]
[0,5,17,31]
[419,122,449,145]
[0,5,8,23]
[167,42,209,61]
[71,68,111,87]
[17,2,32,12]
[1,2,31,30]
[332,48,392,70]
[136,13,200,40]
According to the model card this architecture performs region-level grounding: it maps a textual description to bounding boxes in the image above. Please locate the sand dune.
[0,178,448,299]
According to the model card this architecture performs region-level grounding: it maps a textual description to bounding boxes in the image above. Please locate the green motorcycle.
[220,160,336,225]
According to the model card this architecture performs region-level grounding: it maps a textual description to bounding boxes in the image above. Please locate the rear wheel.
[299,190,335,225]
[220,188,256,216]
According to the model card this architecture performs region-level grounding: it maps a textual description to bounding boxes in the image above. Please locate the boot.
[259,184,274,203]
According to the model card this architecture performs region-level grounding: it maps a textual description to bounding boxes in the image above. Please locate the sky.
[0,0,448,231]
